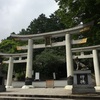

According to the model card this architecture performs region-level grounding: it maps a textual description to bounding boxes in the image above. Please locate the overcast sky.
[0,0,59,42]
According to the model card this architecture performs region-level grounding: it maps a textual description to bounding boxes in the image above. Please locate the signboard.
[45,36,51,46]
[79,38,87,44]
[35,72,40,80]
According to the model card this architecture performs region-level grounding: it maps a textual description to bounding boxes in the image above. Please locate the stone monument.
[72,70,95,94]
[0,56,6,92]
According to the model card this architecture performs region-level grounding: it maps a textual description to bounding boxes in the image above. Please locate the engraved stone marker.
[72,70,95,94]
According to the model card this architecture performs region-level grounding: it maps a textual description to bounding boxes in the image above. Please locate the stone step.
[0,92,100,100]
[0,96,65,100]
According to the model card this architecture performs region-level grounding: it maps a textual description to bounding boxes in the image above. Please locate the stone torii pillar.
[6,57,14,88]
[93,49,100,86]
[22,39,33,88]
[65,34,73,85]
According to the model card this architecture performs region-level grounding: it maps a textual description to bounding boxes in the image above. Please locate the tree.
[33,49,66,80]
[55,0,100,26]
[0,39,18,53]
[55,0,100,46]
[26,14,49,34]
[26,13,66,34]
[19,29,27,35]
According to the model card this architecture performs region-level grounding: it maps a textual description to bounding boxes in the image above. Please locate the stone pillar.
[23,39,33,88]
[92,49,100,86]
[65,34,73,85]
[6,57,14,88]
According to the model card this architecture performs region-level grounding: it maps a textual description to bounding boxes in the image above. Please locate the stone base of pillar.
[65,85,72,90]
[25,77,32,85]
[67,76,73,85]
[72,70,95,94]
[72,85,95,94]
[6,86,13,89]
[95,86,100,91]
[22,85,34,89]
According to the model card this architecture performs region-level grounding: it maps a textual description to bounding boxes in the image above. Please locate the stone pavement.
[0,88,100,100]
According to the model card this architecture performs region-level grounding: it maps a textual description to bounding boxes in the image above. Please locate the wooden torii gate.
[10,22,94,88]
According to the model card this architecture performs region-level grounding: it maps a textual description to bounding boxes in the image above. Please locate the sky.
[0,0,59,42]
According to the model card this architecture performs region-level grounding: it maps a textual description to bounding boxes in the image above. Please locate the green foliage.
[87,25,100,46]
[55,0,100,46]
[0,38,27,53]
[27,14,48,34]
[0,39,18,53]
[19,29,27,35]
[26,13,66,34]
[33,49,66,80]
[55,0,100,26]
[15,72,25,81]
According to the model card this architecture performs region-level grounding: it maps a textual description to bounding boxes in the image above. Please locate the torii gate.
[2,45,100,88]
[16,43,100,87]
[72,45,100,86]
[0,53,27,88]
[11,22,94,88]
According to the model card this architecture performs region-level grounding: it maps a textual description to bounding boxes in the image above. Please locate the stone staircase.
[0,93,100,100]
[0,96,64,100]
[0,94,69,100]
